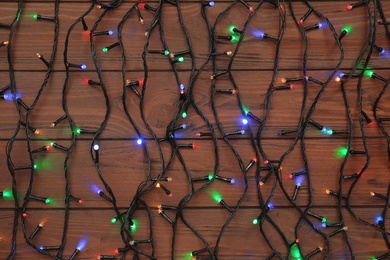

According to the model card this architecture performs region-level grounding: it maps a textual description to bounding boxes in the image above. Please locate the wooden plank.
[0,138,388,209]
[0,208,388,259]
[0,2,390,71]
[0,71,388,139]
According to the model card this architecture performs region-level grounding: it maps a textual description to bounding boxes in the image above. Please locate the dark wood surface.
[0,1,389,259]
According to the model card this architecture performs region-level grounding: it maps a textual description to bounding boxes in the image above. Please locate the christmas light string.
[1,0,390,259]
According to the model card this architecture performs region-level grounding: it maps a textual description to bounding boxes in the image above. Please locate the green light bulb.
[111,217,117,223]
[2,189,13,199]
[365,70,374,78]
[342,25,352,34]
[229,25,236,34]
[242,106,249,115]
[130,219,137,232]
[33,14,38,20]
[33,164,37,170]
[208,173,214,180]
[164,50,170,55]
[178,57,184,63]
[290,244,303,260]
[182,112,187,118]
[102,47,108,53]
[335,147,348,158]
[74,127,81,135]
[322,217,327,223]
[45,198,52,204]
[252,218,259,225]
[231,35,239,42]
[211,191,222,203]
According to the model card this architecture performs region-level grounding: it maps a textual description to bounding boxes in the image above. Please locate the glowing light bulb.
[252,218,259,225]
[375,216,383,224]
[182,112,187,118]
[242,118,248,125]
[93,144,99,151]
[137,138,142,145]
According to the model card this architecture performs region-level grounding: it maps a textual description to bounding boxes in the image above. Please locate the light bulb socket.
[36,53,50,67]
[192,176,209,181]
[216,35,233,41]
[98,191,113,202]
[0,22,11,28]
[147,49,169,55]
[372,73,388,82]
[34,14,54,21]
[299,8,313,25]
[100,256,116,259]
[81,18,88,31]
[327,226,348,237]
[41,245,60,250]
[135,5,144,24]
[143,3,157,11]
[93,30,113,36]
[349,150,366,155]
[29,223,43,240]
[306,76,323,86]
[274,84,293,90]
[219,199,233,212]
[339,29,348,41]
[177,143,195,149]
[305,246,323,259]
[68,63,87,70]
[224,130,245,136]
[247,112,262,124]
[348,1,367,10]
[215,175,232,183]
[51,114,67,127]
[361,110,372,123]
[29,195,47,203]
[158,209,173,224]
[88,79,102,86]
[215,89,236,94]
[0,41,9,47]
[31,145,49,154]
[239,0,254,11]
[263,33,278,41]
[69,248,81,260]
[151,177,172,182]
[172,50,190,57]
[279,129,298,136]
[156,183,172,196]
[14,165,33,170]
[196,132,213,137]
[292,185,301,201]
[304,23,322,31]
[210,70,229,79]
[103,42,120,52]
[370,192,387,200]
[51,142,69,152]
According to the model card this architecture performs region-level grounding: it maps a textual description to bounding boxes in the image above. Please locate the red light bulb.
[139,3,145,9]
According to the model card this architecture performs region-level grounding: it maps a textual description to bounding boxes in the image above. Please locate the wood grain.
[0,1,389,259]
[0,2,390,71]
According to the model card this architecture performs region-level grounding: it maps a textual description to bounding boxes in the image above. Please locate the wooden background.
[0,0,390,259]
